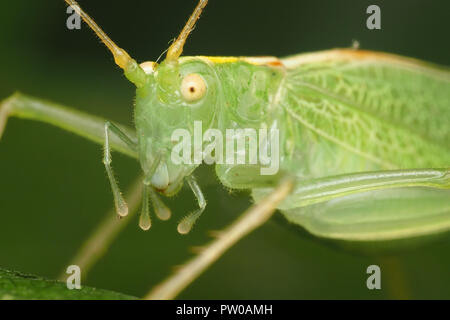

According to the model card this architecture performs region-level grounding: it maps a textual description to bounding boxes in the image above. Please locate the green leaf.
[0,268,137,300]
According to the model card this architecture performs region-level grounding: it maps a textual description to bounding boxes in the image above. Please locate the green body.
[130,50,450,242]
[135,52,449,180]
[2,49,449,242]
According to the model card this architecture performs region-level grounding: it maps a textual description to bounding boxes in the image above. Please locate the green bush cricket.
[0,0,449,299]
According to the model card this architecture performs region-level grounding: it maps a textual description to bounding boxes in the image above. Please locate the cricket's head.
[64,0,213,231]
[134,58,219,194]
[64,0,211,193]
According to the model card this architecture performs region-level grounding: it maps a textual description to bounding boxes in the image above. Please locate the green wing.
[281,49,450,169]
[260,49,450,242]
[281,187,450,242]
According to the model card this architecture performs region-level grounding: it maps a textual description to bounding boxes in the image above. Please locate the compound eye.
[181,73,206,102]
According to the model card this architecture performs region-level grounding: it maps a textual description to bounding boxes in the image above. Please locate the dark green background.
[0,0,449,299]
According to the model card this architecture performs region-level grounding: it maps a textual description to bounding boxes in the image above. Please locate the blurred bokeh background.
[0,0,449,299]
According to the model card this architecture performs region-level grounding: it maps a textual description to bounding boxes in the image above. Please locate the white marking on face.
[151,162,169,189]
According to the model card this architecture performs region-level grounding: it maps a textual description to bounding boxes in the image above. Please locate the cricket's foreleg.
[0,92,138,158]
[177,175,207,234]
[103,121,138,217]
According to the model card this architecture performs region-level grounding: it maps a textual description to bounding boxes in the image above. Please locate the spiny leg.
[0,93,143,277]
[1,93,142,270]
[145,177,294,300]
[103,121,137,217]
[177,175,207,234]
[0,93,137,158]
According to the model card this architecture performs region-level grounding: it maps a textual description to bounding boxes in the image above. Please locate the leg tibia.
[177,175,207,234]
[0,92,137,158]
[103,122,137,217]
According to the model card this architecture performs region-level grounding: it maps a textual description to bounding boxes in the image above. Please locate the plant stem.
[58,176,143,281]
[144,178,294,300]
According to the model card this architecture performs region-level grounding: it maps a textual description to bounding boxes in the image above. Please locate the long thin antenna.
[166,0,209,61]
[64,0,132,70]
